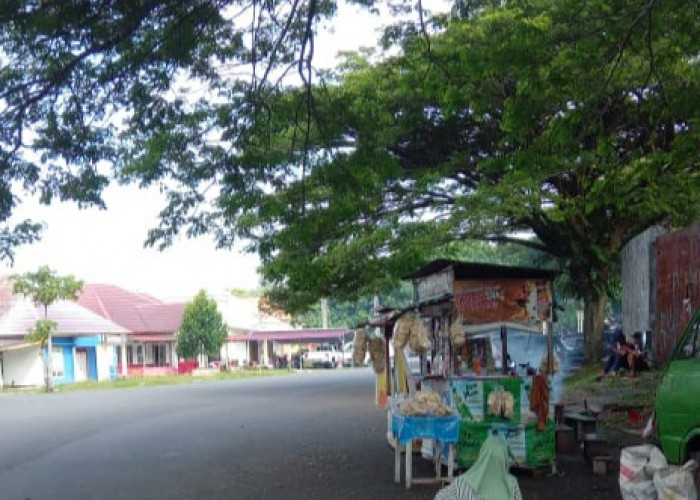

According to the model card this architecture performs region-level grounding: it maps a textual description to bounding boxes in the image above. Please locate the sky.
[1,4,400,303]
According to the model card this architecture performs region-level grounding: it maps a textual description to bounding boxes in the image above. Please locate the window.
[153,344,166,366]
[678,318,700,359]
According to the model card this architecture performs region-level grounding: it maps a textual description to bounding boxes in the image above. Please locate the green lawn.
[2,369,293,394]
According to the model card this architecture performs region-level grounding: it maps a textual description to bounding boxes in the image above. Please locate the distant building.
[0,298,127,387]
[78,284,185,376]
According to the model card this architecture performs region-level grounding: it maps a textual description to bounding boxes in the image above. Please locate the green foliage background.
[176,290,228,360]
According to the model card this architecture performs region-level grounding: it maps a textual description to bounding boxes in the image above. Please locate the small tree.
[12,266,83,391]
[176,290,227,366]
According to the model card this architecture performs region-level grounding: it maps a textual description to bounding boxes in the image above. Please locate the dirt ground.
[514,370,659,500]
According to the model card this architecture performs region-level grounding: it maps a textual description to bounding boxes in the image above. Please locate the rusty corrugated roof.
[403,259,559,281]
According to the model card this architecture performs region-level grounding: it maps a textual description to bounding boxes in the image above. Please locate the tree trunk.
[583,290,607,364]
[46,334,54,392]
[41,353,50,392]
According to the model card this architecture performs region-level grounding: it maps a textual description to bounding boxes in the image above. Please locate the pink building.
[78,284,186,377]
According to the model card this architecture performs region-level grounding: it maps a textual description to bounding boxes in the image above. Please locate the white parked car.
[303,344,340,368]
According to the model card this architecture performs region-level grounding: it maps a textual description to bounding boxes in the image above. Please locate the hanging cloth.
[529,373,549,431]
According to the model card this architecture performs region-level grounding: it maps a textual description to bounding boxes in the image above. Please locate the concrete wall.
[2,346,44,387]
[622,226,668,336]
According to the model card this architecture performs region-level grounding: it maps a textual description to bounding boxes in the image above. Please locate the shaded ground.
[511,367,662,500]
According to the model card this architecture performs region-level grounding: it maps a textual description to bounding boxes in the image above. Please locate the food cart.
[390,259,559,472]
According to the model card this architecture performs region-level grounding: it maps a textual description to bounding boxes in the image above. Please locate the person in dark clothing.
[627,332,648,377]
[598,331,630,380]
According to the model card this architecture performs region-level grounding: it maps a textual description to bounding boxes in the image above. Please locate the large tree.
[1,0,698,362]
[0,0,344,260]
[206,0,697,362]
[12,266,84,391]
[176,290,227,363]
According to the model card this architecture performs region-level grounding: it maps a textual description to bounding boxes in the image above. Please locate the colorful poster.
[453,279,553,324]
[492,423,527,464]
[456,421,490,468]
[455,420,554,468]
[482,378,522,423]
[449,379,484,421]
[525,420,556,466]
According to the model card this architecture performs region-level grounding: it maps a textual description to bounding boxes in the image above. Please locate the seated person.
[598,331,630,380]
[434,433,522,500]
[627,332,648,377]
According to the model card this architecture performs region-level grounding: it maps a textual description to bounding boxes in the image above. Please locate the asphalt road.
[0,369,620,500]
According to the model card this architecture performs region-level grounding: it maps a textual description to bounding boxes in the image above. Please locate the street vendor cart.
[390,259,559,473]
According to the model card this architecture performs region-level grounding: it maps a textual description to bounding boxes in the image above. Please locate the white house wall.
[96,344,115,381]
[221,341,248,366]
[2,346,44,387]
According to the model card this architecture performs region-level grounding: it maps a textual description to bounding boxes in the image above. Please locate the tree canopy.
[12,265,84,315]
[243,1,698,360]
[2,0,699,362]
[176,290,227,360]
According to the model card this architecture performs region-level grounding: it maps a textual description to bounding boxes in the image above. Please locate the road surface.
[0,369,619,500]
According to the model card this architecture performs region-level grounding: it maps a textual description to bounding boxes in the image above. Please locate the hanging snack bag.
[450,320,466,348]
[369,336,386,374]
[393,313,413,349]
[352,328,368,366]
[408,315,431,355]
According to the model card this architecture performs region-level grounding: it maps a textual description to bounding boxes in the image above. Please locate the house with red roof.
[78,284,186,376]
[0,298,128,387]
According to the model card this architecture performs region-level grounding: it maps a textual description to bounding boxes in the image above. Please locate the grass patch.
[564,364,665,432]
[563,364,601,391]
[3,369,293,394]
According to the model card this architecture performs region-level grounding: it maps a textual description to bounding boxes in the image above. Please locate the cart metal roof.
[403,259,559,281]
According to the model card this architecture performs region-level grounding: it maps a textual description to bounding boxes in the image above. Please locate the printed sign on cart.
[453,278,553,325]
[449,379,484,421]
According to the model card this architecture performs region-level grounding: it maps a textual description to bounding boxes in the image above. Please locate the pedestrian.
[627,332,648,377]
[434,433,522,500]
[597,331,629,380]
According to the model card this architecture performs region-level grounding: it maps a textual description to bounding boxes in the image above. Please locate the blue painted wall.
[51,337,100,384]
[87,348,97,380]
[75,335,100,348]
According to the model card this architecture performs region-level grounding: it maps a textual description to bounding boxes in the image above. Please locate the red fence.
[177,360,198,374]
[655,223,700,363]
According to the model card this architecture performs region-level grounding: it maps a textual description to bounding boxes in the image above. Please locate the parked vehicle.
[303,344,340,368]
[654,307,700,467]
